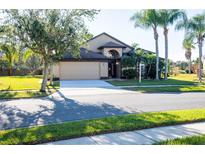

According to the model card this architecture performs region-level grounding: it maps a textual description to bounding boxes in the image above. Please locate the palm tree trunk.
[40,60,49,92]
[154,28,159,80]
[198,40,203,82]
[189,58,191,74]
[164,27,168,80]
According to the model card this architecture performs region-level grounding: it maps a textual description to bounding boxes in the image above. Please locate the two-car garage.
[53,61,108,80]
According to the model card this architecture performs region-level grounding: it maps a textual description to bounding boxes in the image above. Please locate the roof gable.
[87,32,134,50]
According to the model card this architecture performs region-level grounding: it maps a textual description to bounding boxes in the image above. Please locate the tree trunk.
[147,64,151,78]
[8,65,12,76]
[40,60,49,92]
[164,27,169,80]
[198,40,203,82]
[189,58,191,74]
[154,28,159,80]
[49,64,54,85]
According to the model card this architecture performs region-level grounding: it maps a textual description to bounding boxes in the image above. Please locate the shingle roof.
[62,48,108,60]
[87,32,134,50]
[138,48,164,59]
[139,48,156,54]
[98,41,126,49]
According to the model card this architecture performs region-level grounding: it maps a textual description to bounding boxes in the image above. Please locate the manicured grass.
[157,134,205,145]
[107,74,204,86]
[0,76,60,99]
[0,75,42,90]
[127,85,205,93]
[1,108,205,145]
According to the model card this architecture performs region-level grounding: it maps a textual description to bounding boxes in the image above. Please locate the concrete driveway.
[57,80,133,96]
[1,80,205,130]
[60,80,114,88]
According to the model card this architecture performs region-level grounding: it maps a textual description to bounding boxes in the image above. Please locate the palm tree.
[158,9,187,80]
[176,13,205,82]
[0,44,18,75]
[130,9,160,80]
[0,25,19,76]
[183,38,195,74]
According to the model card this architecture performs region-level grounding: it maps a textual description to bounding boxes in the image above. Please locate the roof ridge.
[86,32,134,50]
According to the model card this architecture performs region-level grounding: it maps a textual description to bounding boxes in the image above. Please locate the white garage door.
[60,62,100,80]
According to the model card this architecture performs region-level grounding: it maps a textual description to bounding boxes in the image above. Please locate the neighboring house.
[53,32,134,80]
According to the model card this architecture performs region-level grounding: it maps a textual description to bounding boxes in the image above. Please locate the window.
[108,50,119,59]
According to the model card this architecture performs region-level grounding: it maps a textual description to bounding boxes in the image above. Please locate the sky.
[85,9,204,62]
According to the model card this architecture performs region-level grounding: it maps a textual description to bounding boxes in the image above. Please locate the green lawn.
[107,74,204,86]
[157,134,205,145]
[1,108,205,145]
[0,75,42,90]
[127,85,205,93]
[0,76,59,99]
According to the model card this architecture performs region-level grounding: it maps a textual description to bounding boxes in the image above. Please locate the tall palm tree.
[130,9,160,80]
[183,38,195,74]
[158,9,187,80]
[176,13,205,82]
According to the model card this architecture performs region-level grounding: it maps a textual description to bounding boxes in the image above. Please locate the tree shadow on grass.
[0,91,17,99]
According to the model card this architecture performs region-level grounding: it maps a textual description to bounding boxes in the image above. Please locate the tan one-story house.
[53,32,135,80]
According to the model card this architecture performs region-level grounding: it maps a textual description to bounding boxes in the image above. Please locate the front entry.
[108,60,117,78]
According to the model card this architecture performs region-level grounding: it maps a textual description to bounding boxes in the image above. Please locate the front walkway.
[44,122,205,145]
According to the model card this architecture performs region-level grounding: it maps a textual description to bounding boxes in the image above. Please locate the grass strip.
[156,134,205,145]
[126,85,205,93]
[1,108,205,145]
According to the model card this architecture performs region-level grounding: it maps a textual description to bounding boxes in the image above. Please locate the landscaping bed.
[1,108,205,145]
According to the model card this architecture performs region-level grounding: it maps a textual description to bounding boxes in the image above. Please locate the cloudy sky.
[85,9,204,62]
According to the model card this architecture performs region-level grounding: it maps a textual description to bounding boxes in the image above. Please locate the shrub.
[185,69,193,74]
[121,56,136,68]
[122,69,136,79]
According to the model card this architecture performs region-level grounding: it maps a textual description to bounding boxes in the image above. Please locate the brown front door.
[108,60,117,78]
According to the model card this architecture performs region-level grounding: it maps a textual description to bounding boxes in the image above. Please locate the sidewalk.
[44,122,205,145]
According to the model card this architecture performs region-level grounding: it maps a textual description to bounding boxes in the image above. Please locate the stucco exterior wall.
[100,62,108,78]
[82,33,132,54]
[53,63,60,78]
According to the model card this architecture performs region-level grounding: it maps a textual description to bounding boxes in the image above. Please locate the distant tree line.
[130,9,205,82]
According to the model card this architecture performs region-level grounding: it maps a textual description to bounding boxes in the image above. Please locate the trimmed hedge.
[122,69,136,79]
